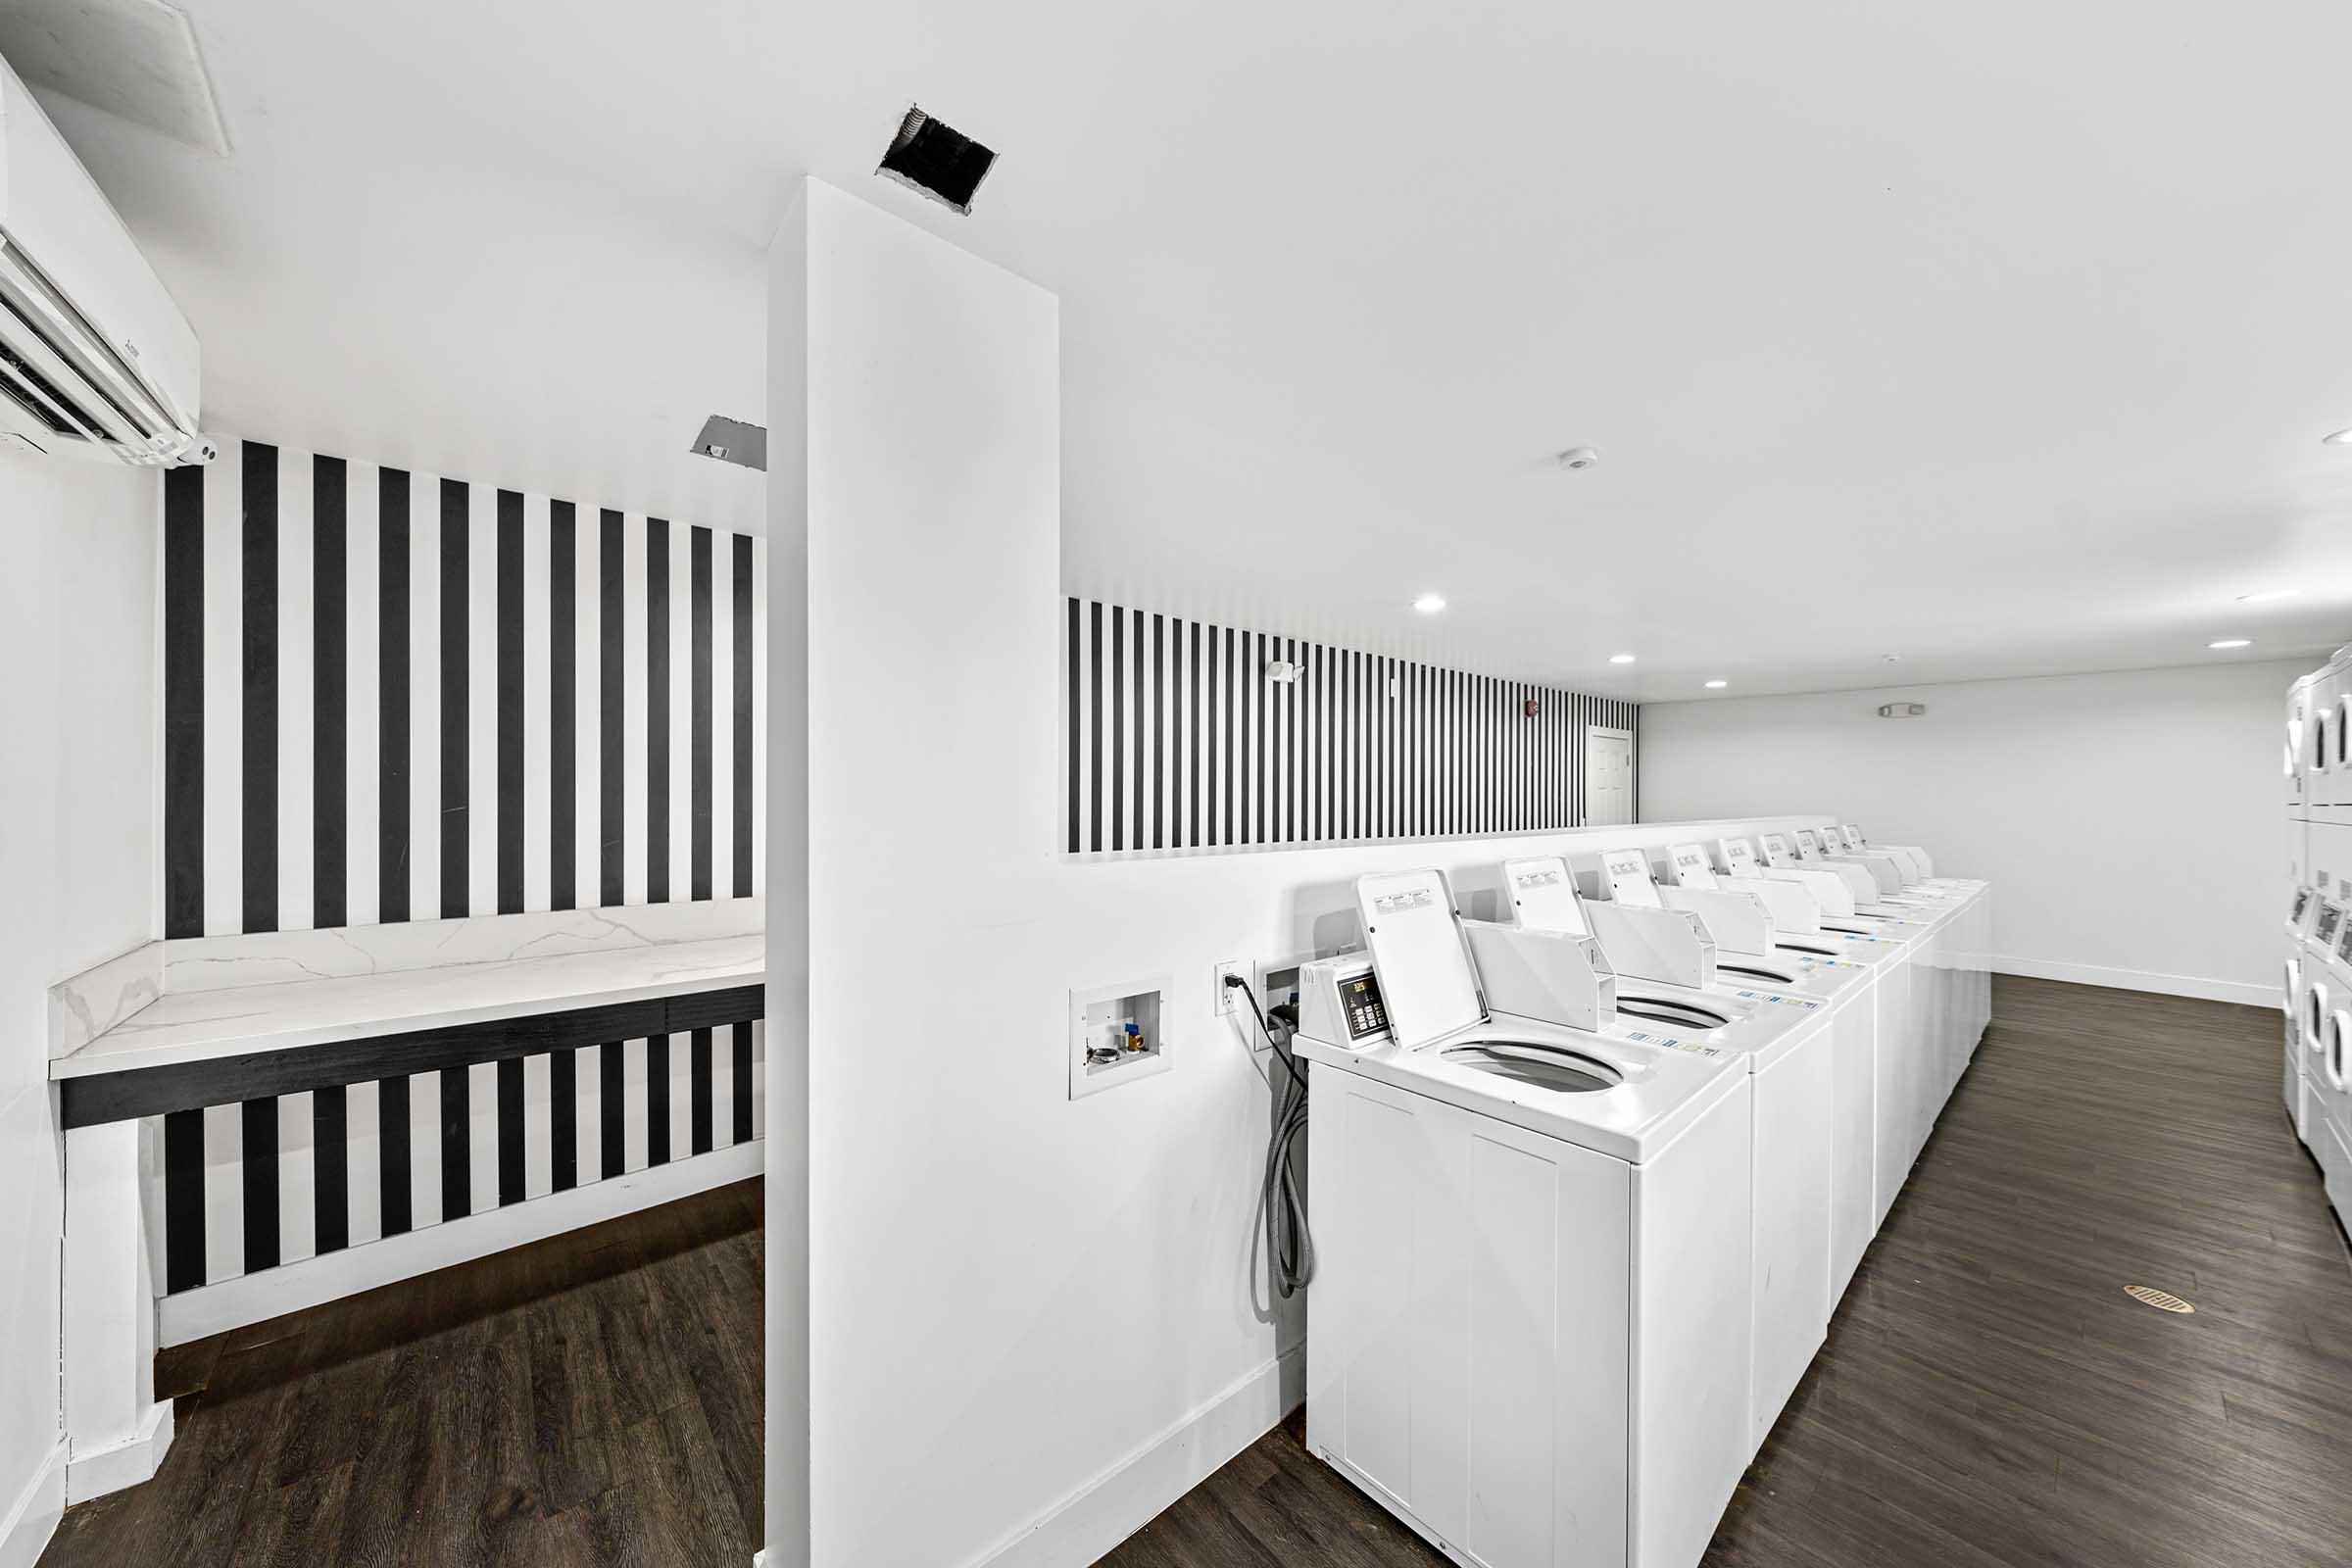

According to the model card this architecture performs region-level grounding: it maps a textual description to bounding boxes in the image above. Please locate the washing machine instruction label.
[1370,887,1438,914]
[1731,988,1821,1011]
[1620,1028,1723,1059]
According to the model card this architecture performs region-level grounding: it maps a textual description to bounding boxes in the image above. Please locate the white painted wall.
[39,86,765,537]
[769,180,1870,1568]
[1640,661,2310,1004]
[0,452,157,1561]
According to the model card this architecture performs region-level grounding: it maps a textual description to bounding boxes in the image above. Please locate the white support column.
[761,182,811,1568]
[61,1119,172,1502]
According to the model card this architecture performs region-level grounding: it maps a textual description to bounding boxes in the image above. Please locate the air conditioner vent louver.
[0,334,88,436]
[0,51,211,466]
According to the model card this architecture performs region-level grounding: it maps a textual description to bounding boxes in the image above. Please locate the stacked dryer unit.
[2288,647,2352,1227]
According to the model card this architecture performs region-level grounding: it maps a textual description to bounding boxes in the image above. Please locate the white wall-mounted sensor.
[1267,660,1302,683]
[1877,702,1928,718]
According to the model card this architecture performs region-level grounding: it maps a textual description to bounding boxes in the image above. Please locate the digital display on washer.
[2318,904,2342,948]
[1339,972,1389,1041]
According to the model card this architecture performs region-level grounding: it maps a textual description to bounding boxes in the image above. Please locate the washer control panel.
[1298,955,1394,1049]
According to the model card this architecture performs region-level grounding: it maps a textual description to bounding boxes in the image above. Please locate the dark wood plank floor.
[41,1178,763,1568]
[1099,975,2352,1568]
[39,977,2352,1567]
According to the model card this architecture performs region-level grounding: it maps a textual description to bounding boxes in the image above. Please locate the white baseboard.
[0,1440,67,1568]
[161,1142,763,1346]
[64,1398,172,1505]
[967,1342,1305,1568]
[1990,955,2274,1009]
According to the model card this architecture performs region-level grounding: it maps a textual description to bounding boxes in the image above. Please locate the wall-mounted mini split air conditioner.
[0,51,211,466]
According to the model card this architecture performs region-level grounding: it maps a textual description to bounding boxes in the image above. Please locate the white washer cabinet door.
[1749,1025,1834,1450]
[1304,1066,1632,1568]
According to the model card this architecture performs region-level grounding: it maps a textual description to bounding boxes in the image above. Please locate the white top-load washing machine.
[1644,840,1896,1301]
[1495,853,1838,1449]
[1716,833,1900,942]
[1729,832,1984,1249]
[1788,828,1955,929]
[1498,854,1838,1034]
[1731,832,1929,958]
[1646,841,1874,999]
[1296,867,1758,1568]
[1800,826,1937,907]
[1835,824,1979,901]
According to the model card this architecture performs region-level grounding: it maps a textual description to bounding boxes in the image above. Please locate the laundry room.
[3,5,2349,1568]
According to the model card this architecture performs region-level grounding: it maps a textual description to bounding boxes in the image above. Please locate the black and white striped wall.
[1063,599,1639,853]
[163,438,767,938]
[144,1022,766,1306]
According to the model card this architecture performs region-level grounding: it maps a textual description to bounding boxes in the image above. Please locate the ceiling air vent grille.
[876,106,996,215]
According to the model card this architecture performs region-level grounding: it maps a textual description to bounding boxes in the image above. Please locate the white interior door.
[1586,726,1634,826]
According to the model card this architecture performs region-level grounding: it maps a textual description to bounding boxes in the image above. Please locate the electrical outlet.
[1214,960,1247,1015]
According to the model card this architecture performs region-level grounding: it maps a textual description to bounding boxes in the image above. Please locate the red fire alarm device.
[1523,699,1540,718]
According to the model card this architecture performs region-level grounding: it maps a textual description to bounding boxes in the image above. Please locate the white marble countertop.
[50,933,763,1080]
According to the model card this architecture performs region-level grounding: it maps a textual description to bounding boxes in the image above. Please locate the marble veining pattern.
[50,942,165,1058]
[162,898,764,994]
[53,934,762,1079]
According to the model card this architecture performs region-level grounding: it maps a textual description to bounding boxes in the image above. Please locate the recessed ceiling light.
[2325,427,2352,446]
[1705,679,1728,689]
[2209,638,2253,650]
[2235,589,2299,604]
[1608,653,1638,664]
[1412,593,1446,613]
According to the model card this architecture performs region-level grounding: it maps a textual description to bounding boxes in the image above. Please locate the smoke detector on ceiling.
[1556,446,1599,470]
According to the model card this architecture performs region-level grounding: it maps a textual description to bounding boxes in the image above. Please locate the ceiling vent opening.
[876,106,996,215]
[690,415,766,471]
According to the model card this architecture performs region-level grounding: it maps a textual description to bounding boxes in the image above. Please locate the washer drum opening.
[1442,1039,1625,1095]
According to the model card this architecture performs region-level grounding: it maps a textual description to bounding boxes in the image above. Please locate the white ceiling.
[32,0,2352,697]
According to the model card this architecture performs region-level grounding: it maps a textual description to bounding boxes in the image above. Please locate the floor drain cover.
[2124,1285,2195,1314]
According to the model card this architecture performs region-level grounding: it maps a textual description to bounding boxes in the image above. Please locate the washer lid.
[1666,843,1720,890]
[1718,837,1763,877]
[1600,847,1665,907]
[1357,868,1487,1050]
[1503,856,1591,937]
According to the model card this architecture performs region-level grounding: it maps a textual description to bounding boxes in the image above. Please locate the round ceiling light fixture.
[2209,638,2253,650]
[2325,427,2352,446]
[1412,592,1446,613]
[1557,446,1600,470]
[1705,679,1728,689]
[1608,653,1638,664]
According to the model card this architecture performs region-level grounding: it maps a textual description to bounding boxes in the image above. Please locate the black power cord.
[1229,974,1313,1298]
